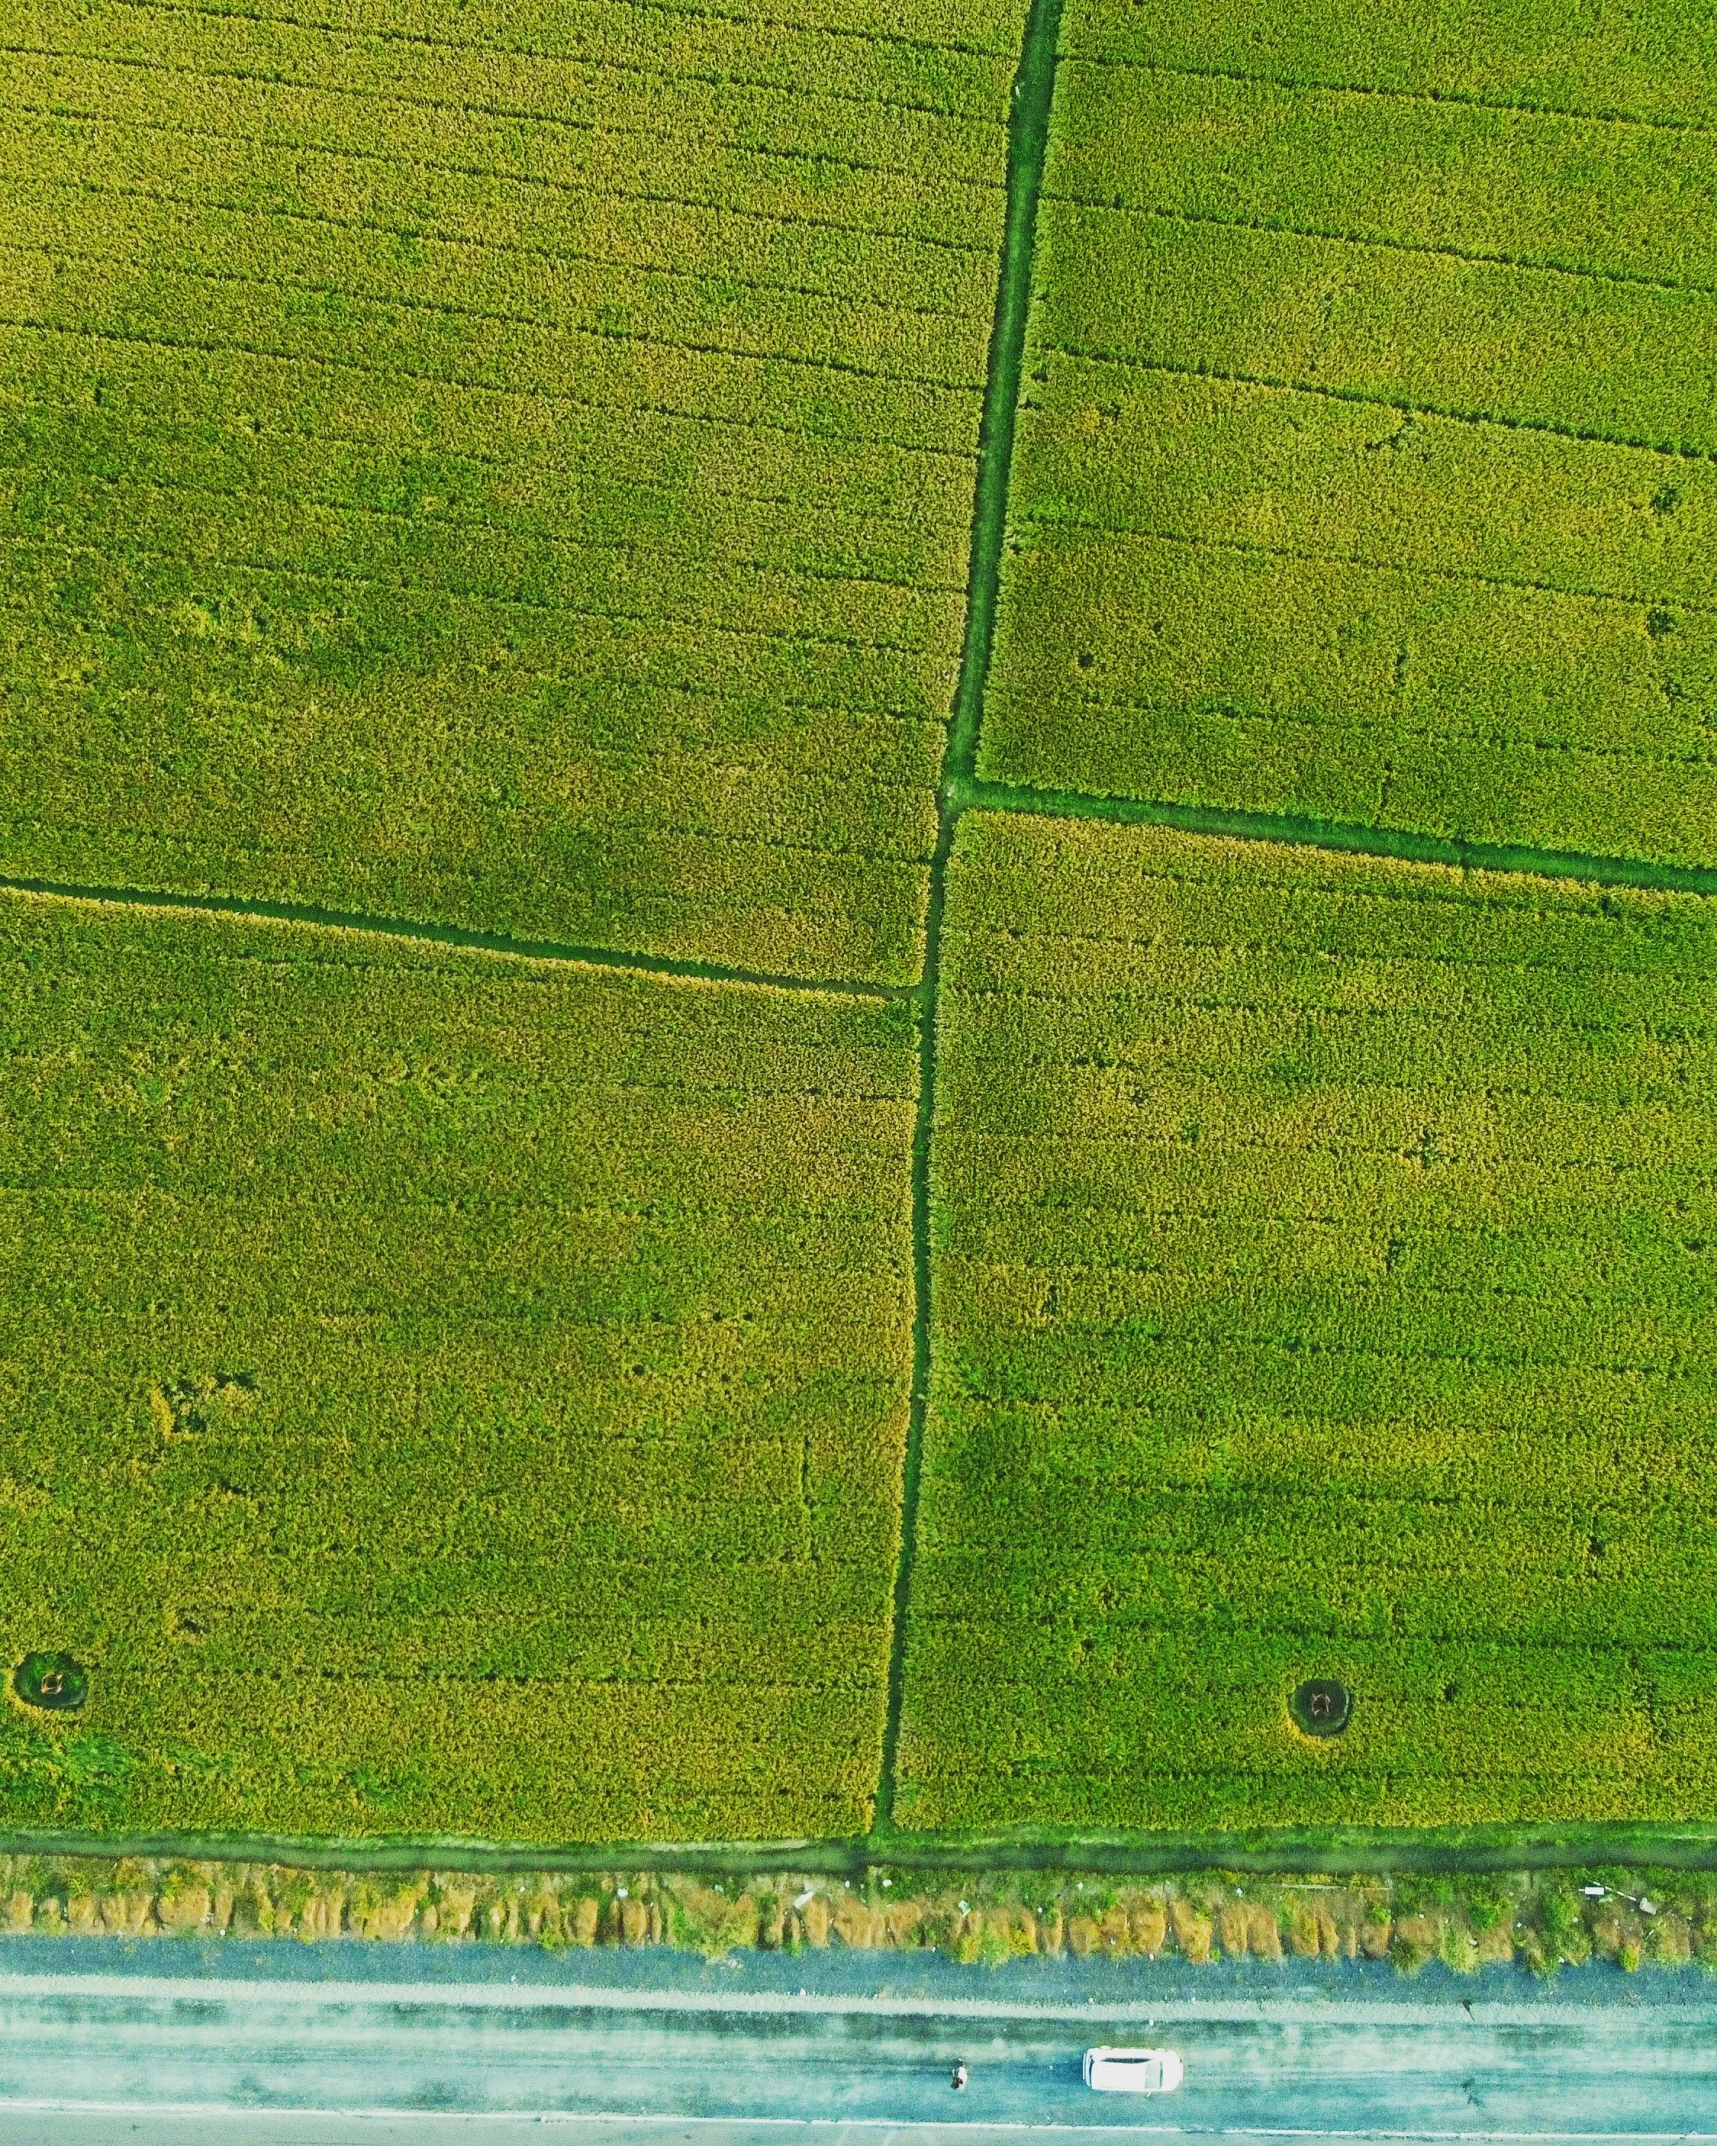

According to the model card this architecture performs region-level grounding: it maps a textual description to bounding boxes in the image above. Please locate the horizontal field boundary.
[6,30,999,136]
[23,164,996,303]
[954,780,1717,898]
[1064,48,1717,140]
[0,235,989,401]
[0,874,913,1001]
[0,79,1012,214]
[4,118,1001,263]
[11,1822,1717,1878]
[0,313,978,468]
[28,460,965,605]
[100,0,1025,75]
[1039,341,1717,470]
[1047,192,1716,304]
[1012,508,1717,621]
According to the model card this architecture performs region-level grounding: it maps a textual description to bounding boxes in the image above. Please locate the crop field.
[0,0,1025,985]
[0,891,915,1837]
[982,0,1717,869]
[6,0,1717,1855]
[895,811,1717,1831]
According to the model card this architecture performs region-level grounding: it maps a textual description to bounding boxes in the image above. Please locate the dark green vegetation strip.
[896,810,1717,1833]
[0,889,916,1840]
[0,873,910,1001]
[0,0,1031,986]
[978,0,1717,872]
[16,1821,1717,1881]
[874,0,1062,1830]
[940,0,1066,796]
[960,781,1717,898]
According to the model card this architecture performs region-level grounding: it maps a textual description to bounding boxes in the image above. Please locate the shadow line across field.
[953,780,1717,897]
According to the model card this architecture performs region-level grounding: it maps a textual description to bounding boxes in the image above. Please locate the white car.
[1083,2046,1184,2094]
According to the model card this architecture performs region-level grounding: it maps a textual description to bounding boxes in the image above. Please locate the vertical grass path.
[871,0,1067,1834]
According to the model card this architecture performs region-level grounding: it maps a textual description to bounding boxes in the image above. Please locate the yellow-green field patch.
[896,811,1717,1831]
[0,0,1027,984]
[0,893,915,1838]
[979,0,1717,869]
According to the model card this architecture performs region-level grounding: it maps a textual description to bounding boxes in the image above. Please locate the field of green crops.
[1,0,1022,985]
[984,0,1717,868]
[0,892,914,1836]
[4,0,1717,1850]
[896,812,1717,1830]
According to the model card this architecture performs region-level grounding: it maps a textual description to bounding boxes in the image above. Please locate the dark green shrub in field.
[13,1655,87,1713]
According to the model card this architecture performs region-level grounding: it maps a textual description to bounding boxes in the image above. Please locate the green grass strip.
[873,0,1066,1834]
[958,781,1717,897]
[12,1821,1717,1879]
[0,874,911,1001]
[940,0,1065,796]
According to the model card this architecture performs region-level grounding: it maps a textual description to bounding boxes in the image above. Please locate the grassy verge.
[2,1851,1712,1978]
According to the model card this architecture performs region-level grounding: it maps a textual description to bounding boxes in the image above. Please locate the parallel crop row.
[0,891,917,1838]
[1052,0,1717,135]
[0,0,1029,986]
[897,813,1717,1831]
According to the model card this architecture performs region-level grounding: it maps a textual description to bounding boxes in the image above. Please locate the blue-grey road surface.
[0,1936,1711,2142]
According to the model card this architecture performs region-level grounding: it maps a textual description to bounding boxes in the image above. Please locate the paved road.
[0,1944,1712,2142]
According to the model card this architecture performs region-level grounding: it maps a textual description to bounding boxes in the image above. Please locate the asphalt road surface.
[0,1939,1711,2142]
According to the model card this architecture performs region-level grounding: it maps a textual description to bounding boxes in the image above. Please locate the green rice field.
[1,0,1021,984]
[3,0,1717,1849]
[0,893,913,1836]
[897,813,1717,1830]
[983,0,1717,868]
